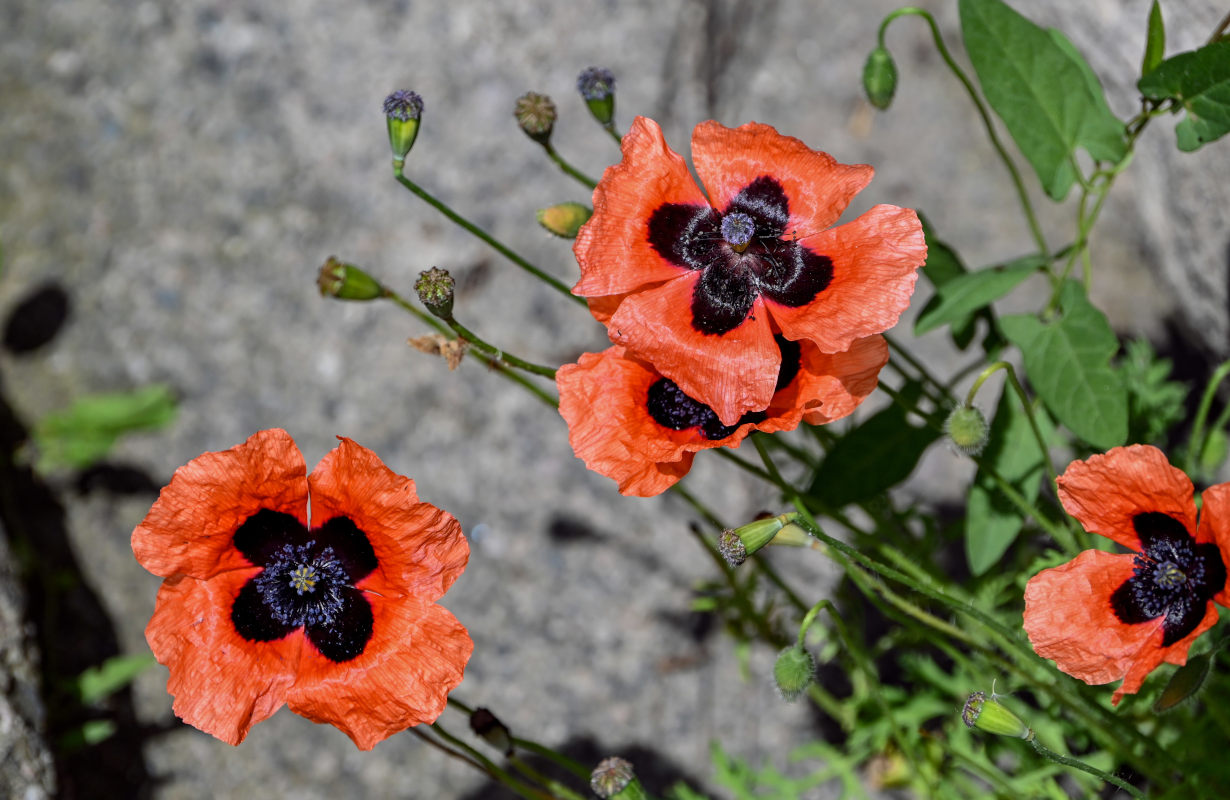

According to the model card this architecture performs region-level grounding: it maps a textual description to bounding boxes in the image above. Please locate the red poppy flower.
[132,429,472,749]
[572,116,925,426]
[557,334,887,497]
[1023,445,1230,704]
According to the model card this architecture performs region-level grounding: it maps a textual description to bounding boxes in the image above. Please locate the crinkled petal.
[145,570,300,745]
[607,277,778,426]
[573,116,709,298]
[286,595,472,750]
[767,205,925,354]
[1023,550,1218,704]
[1056,444,1197,551]
[1197,483,1230,606]
[308,437,469,603]
[794,335,889,426]
[133,429,309,580]
[690,120,874,233]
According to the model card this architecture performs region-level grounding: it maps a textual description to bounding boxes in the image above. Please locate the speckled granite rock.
[0,0,1226,797]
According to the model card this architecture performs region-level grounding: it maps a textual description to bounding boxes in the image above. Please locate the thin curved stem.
[541,142,598,188]
[1029,739,1145,799]
[1185,360,1230,475]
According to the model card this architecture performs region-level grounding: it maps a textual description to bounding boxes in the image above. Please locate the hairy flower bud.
[862,46,898,110]
[415,266,455,319]
[577,66,616,126]
[383,90,424,163]
[514,91,557,145]
[945,404,989,456]
[317,256,384,301]
[773,645,816,701]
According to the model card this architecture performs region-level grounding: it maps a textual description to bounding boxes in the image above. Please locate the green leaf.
[966,391,1053,575]
[917,218,982,348]
[1000,281,1127,449]
[1139,40,1230,152]
[959,0,1128,199]
[1142,0,1165,76]
[806,399,939,508]
[33,384,177,471]
[915,256,1041,335]
[74,653,156,705]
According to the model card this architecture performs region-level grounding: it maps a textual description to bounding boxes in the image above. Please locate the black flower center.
[230,509,377,662]
[646,176,834,336]
[646,337,802,439]
[1110,512,1226,647]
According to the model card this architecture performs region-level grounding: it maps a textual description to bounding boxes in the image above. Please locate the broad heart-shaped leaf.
[999,281,1126,449]
[966,390,1054,575]
[915,255,1042,335]
[917,217,978,348]
[1139,40,1230,152]
[806,397,940,508]
[959,0,1128,199]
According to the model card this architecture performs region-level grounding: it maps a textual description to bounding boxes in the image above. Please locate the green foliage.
[1139,40,1230,151]
[1119,337,1187,445]
[1141,0,1165,76]
[958,0,1127,199]
[966,391,1054,575]
[916,219,979,349]
[32,383,177,472]
[999,282,1127,449]
[915,256,1042,336]
[72,653,156,705]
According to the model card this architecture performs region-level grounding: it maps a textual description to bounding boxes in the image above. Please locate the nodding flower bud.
[1155,652,1212,712]
[414,266,455,319]
[590,757,646,800]
[317,256,384,301]
[944,404,989,456]
[469,707,513,756]
[862,46,898,111]
[514,92,557,145]
[718,512,809,567]
[962,692,1033,740]
[773,645,816,701]
[536,202,592,239]
[576,66,616,126]
[383,90,424,163]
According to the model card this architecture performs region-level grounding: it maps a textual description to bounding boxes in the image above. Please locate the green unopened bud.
[317,256,384,300]
[577,66,616,126]
[962,692,1032,739]
[469,707,513,756]
[514,92,557,145]
[718,512,807,567]
[773,645,816,701]
[383,90,423,163]
[590,757,646,800]
[415,266,455,319]
[1154,652,1212,712]
[536,202,592,238]
[945,404,989,456]
[862,47,898,110]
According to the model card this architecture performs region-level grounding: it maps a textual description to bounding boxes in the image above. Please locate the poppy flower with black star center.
[573,116,925,426]
[557,334,888,497]
[1023,445,1230,704]
[132,429,472,749]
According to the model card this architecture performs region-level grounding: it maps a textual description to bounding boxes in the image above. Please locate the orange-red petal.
[766,205,926,354]
[573,116,708,298]
[307,437,470,603]
[1056,444,1197,551]
[1023,549,1219,704]
[286,594,472,750]
[145,569,301,745]
[1198,482,1230,606]
[690,120,874,233]
[133,428,309,580]
[607,276,779,426]
[795,335,889,426]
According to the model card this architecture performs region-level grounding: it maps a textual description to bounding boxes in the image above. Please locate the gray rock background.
[1,0,1227,797]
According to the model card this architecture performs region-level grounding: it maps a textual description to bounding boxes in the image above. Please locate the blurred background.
[2,0,1227,796]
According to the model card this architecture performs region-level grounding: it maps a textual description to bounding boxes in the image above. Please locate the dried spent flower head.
[383,90,423,121]
[415,266,456,319]
[408,334,467,371]
[514,92,557,144]
[590,757,636,798]
[576,67,616,100]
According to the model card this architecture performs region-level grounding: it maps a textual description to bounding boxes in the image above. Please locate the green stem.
[878,8,1049,259]
[603,123,622,146]
[1029,739,1146,799]
[412,727,550,800]
[541,142,598,188]
[443,315,558,378]
[393,168,582,304]
[510,738,593,781]
[965,361,1058,493]
[1185,360,1230,475]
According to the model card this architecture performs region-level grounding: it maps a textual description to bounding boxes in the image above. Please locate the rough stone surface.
[0,0,1226,797]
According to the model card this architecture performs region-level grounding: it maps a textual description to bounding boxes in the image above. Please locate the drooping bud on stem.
[317,256,385,301]
[944,404,989,456]
[862,46,898,110]
[383,90,424,164]
[415,266,455,319]
[536,202,592,238]
[576,66,616,127]
[514,91,557,145]
[773,644,816,701]
[469,706,513,756]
